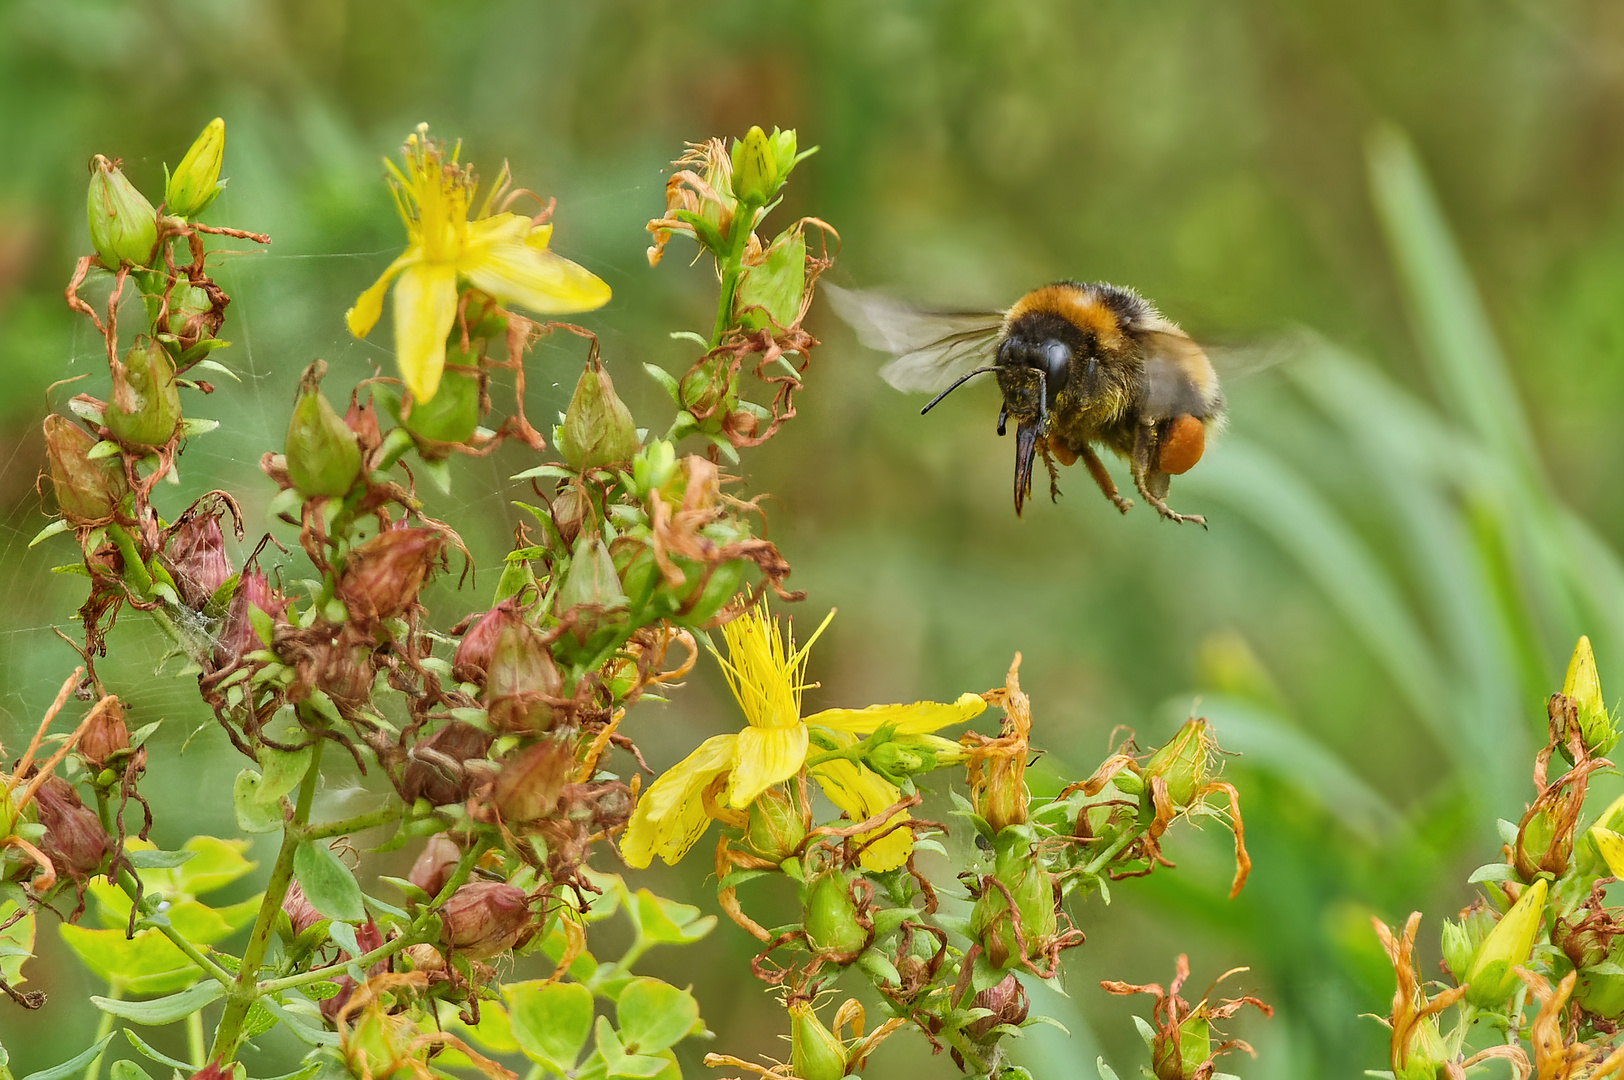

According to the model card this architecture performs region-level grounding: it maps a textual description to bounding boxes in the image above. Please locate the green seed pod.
[86,155,158,267]
[970,832,1057,969]
[484,617,564,734]
[405,362,480,445]
[44,414,128,523]
[1393,1016,1451,1080]
[106,337,182,448]
[558,534,629,612]
[1576,940,1624,1019]
[165,118,226,218]
[1142,718,1215,809]
[803,869,868,955]
[788,1001,848,1080]
[285,361,362,497]
[491,738,574,823]
[557,361,639,471]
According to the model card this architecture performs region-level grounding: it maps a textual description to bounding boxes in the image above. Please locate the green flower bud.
[558,533,629,612]
[864,734,968,781]
[1463,878,1548,1008]
[404,361,480,445]
[557,361,639,471]
[1143,718,1215,808]
[285,361,362,497]
[1440,905,1494,983]
[631,440,678,496]
[803,869,869,955]
[745,786,806,861]
[788,1001,849,1080]
[1560,635,1617,763]
[44,414,127,523]
[731,126,777,207]
[164,117,225,218]
[86,155,158,267]
[106,337,182,448]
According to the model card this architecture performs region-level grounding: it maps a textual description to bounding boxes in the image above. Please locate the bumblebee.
[828,281,1223,525]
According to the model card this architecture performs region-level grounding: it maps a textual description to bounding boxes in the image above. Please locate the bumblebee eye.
[1042,340,1070,386]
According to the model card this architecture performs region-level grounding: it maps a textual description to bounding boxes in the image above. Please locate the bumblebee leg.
[1079,444,1132,514]
[1039,438,1062,503]
[1131,424,1206,528]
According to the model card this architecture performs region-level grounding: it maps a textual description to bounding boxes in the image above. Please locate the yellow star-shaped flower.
[346,125,610,402]
[619,608,985,872]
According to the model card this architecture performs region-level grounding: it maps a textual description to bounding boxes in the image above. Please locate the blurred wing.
[824,284,1003,394]
[1138,328,1224,422]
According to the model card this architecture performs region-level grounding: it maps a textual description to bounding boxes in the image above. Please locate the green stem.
[208,738,325,1062]
[709,211,754,348]
[1080,827,1140,878]
[253,932,419,996]
[113,868,234,985]
[186,1010,205,1068]
[82,983,120,1080]
[302,802,402,841]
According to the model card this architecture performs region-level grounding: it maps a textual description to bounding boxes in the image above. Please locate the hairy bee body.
[829,280,1222,524]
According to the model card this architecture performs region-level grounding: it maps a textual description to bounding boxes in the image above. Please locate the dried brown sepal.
[1100,955,1272,1080]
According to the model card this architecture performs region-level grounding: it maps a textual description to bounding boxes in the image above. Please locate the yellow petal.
[345,251,416,338]
[392,260,459,402]
[811,755,912,872]
[463,217,610,315]
[726,723,808,809]
[809,692,986,736]
[619,734,738,868]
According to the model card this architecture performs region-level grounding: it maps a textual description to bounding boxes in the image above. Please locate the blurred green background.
[4,1,1624,1077]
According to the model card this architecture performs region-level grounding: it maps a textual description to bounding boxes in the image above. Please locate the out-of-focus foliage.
[2,3,1623,1079]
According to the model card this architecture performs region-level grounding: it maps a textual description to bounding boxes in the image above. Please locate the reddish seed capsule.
[34,776,111,877]
[165,505,233,610]
[78,697,130,772]
[214,571,283,667]
[491,739,574,823]
[439,881,529,959]
[44,415,128,524]
[335,526,443,621]
[452,602,520,685]
[408,833,462,898]
[484,619,563,733]
[968,973,1030,1040]
[401,722,492,807]
[282,881,324,938]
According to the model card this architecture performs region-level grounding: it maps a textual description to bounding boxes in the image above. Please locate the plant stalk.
[208,737,325,1062]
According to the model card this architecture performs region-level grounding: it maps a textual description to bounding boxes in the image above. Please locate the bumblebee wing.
[824,284,1003,394]
[1137,328,1224,423]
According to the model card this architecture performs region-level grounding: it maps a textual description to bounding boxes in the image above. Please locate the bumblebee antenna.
[920,367,998,415]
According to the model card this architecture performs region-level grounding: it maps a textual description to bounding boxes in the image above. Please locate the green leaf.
[0,901,35,984]
[126,848,195,870]
[18,1033,116,1080]
[293,840,366,923]
[594,1016,668,1079]
[1468,862,1519,884]
[627,889,715,946]
[507,979,594,1073]
[615,978,700,1056]
[60,924,204,996]
[234,770,284,833]
[91,979,224,1024]
[171,836,257,897]
[735,225,806,331]
[194,358,241,382]
[109,1060,153,1080]
[256,745,314,804]
[123,1029,194,1071]
[28,519,70,548]
[178,417,220,437]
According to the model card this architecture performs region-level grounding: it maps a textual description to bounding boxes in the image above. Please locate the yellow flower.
[619,608,986,872]
[346,125,611,403]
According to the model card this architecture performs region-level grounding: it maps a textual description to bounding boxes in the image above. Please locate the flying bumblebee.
[828,281,1224,526]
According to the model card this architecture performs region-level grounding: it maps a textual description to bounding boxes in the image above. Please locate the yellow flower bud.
[165,118,225,218]
[1463,878,1548,1008]
[1561,635,1617,762]
[730,126,777,207]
